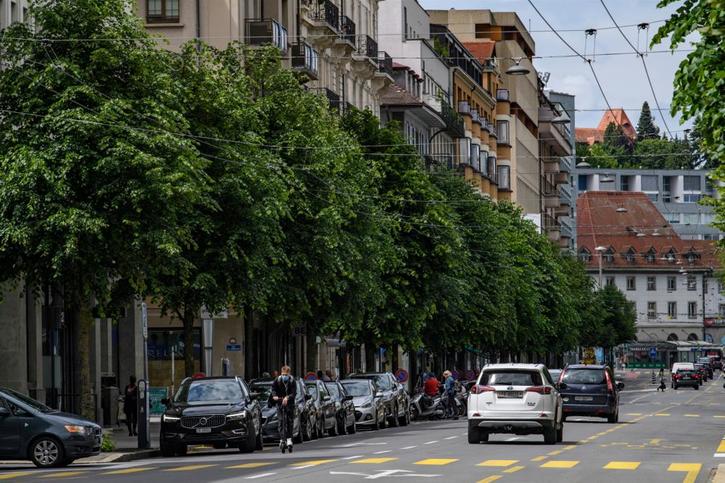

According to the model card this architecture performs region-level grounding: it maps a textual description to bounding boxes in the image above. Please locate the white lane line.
[401,446,417,450]
[373,450,392,454]
[444,436,458,440]
[715,454,725,458]
[424,440,438,445]
[246,473,276,479]
[342,456,363,460]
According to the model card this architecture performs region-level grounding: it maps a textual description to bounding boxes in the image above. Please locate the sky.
[418,0,695,136]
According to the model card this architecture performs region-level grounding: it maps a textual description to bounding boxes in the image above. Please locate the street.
[1,381,723,482]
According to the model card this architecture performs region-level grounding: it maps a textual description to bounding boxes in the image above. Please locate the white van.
[671,362,695,375]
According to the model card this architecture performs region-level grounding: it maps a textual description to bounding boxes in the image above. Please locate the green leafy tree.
[602,122,633,159]
[636,101,661,140]
[596,285,637,347]
[635,137,697,170]
[0,0,209,417]
[581,143,620,168]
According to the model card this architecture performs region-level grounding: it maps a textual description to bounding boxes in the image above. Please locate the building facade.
[548,90,577,251]
[577,168,722,241]
[0,0,27,29]
[575,108,637,145]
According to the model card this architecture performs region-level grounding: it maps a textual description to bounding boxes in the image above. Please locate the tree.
[602,122,633,158]
[596,285,637,347]
[636,101,660,140]
[580,142,620,168]
[634,138,697,170]
[0,0,209,417]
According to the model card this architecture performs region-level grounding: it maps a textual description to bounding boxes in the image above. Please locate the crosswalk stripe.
[477,476,502,483]
[0,473,33,480]
[415,459,458,466]
[604,461,640,470]
[227,463,274,469]
[103,468,156,475]
[351,457,398,464]
[541,460,579,469]
[503,466,525,474]
[478,460,519,467]
[164,464,216,472]
[40,472,86,478]
[668,463,701,483]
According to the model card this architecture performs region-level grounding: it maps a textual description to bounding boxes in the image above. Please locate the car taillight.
[526,386,552,395]
[604,370,614,393]
[470,385,495,394]
[673,374,680,380]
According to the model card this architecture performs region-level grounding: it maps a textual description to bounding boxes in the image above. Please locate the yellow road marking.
[626,413,642,416]
[717,440,725,453]
[415,458,458,466]
[547,450,563,456]
[655,413,670,416]
[668,463,701,483]
[650,438,662,445]
[227,463,274,469]
[478,460,519,467]
[40,472,86,478]
[0,473,33,480]
[477,476,502,483]
[103,468,156,475]
[503,466,525,474]
[291,459,337,468]
[164,465,216,472]
[604,461,641,470]
[541,460,579,469]
[715,415,725,419]
[531,456,547,462]
[351,457,398,464]
[684,414,700,417]
[564,445,577,450]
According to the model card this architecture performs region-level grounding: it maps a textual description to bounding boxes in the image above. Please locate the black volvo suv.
[160,376,263,456]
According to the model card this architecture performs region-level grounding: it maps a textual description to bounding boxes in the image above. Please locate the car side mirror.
[556,382,567,390]
[375,391,383,398]
[0,407,10,417]
[344,395,353,401]
[616,382,624,390]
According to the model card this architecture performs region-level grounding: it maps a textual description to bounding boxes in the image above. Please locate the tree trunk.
[67,284,95,421]
[182,310,195,377]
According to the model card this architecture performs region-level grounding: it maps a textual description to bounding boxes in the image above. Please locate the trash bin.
[102,386,119,427]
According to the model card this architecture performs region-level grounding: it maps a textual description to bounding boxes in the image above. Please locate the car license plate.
[498,391,523,399]
[576,396,593,401]
[196,427,212,434]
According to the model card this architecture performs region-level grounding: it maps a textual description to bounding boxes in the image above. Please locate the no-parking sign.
[394,369,409,383]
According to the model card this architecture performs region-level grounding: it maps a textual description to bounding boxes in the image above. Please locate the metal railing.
[457,100,471,115]
[442,100,465,138]
[339,15,356,44]
[245,19,289,53]
[306,0,339,30]
[357,34,378,59]
[291,42,319,79]
[310,87,342,112]
[377,51,393,78]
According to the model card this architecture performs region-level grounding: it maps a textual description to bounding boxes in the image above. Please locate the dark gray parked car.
[0,387,101,467]
[347,372,410,426]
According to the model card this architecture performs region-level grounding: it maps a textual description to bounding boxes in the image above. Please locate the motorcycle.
[409,391,444,421]
[453,382,467,417]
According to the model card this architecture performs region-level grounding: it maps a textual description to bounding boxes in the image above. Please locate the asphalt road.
[1,378,723,482]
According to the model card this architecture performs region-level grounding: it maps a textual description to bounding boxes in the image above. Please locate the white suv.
[467,363,563,444]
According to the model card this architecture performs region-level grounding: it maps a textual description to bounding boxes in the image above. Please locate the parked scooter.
[453,381,467,416]
[409,391,445,421]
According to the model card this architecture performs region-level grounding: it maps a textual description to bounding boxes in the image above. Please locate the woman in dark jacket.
[123,375,138,436]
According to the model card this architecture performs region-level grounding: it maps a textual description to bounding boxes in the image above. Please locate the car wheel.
[467,427,480,444]
[379,410,387,429]
[400,404,410,426]
[673,384,678,390]
[556,423,563,443]
[338,415,347,436]
[544,425,557,444]
[318,416,326,438]
[389,404,400,427]
[410,405,419,422]
[239,421,256,453]
[30,437,64,468]
[607,409,619,423]
[175,444,188,456]
[160,441,175,457]
[329,415,338,436]
[481,433,489,442]
[255,426,264,451]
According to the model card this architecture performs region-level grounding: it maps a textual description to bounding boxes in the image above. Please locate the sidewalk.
[75,422,161,464]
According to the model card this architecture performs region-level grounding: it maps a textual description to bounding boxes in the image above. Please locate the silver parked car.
[340,379,387,430]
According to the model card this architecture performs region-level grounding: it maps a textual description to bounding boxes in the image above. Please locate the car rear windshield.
[325,383,341,399]
[561,369,606,385]
[341,381,372,397]
[480,371,542,386]
[175,380,243,405]
[353,375,391,390]
[677,370,695,376]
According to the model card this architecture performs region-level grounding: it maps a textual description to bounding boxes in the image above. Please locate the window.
[647,276,656,291]
[578,175,588,191]
[603,249,614,263]
[578,248,591,263]
[682,213,700,225]
[687,275,697,291]
[606,277,615,287]
[626,276,636,291]
[620,176,630,191]
[663,176,672,202]
[498,165,511,190]
[666,213,680,224]
[496,121,510,144]
[685,251,699,264]
[647,302,656,319]
[147,0,179,22]
[475,24,490,39]
[667,302,677,318]
[641,175,658,191]
[683,175,701,191]
[645,249,656,264]
[647,193,659,202]
[0,0,5,29]
[687,301,697,319]
[625,249,636,263]
[664,250,677,263]
[683,193,702,203]
[719,304,725,317]
[667,276,677,292]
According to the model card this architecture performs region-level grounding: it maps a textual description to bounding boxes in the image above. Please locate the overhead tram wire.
[599,0,675,139]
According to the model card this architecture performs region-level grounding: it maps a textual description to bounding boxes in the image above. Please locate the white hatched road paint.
[329,469,440,479]
[444,436,458,440]
[245,473,277,479]
[343,456,364,460]
[336,442,388,448]
[373,450,392,454]
[401,446,417,450]
[423,441,438,445]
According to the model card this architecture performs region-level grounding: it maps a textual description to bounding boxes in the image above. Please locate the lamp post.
[702,267,714,344]
[595,246,608,288]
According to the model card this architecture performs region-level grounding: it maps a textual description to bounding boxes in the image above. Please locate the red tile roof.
[462,41,496,62]
[576,191,718,269]
[575,127,602,144]
[575,109,637,145]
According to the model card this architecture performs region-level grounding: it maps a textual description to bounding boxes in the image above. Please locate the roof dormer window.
[645,248,656,264]
[578,248,591,263]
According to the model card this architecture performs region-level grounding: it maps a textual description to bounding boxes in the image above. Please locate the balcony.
[544,213,561,241]
[560,155,574,174]
[291,42,319,80]
[245,19,289,54]
[301,0,340,49]
[543,179,560,208]
[372,51,395,92]
[351,34,379,79]
[442,100,465,138]
[560,184,574,207]
[336,15,356,50]
[458,101,472,117]
[496,121,510,145]
[310,87,342,114]
[554,171,569,185]
[471,110,482,126]
[496,89,510,102]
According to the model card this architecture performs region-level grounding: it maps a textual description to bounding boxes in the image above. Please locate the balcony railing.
[458,100,471,115]
[496,89,510,102]
[442,100,465,138]
[339,15,356,44]
[357,34,378,59]
[471,110,481,125]
[291,42,319,80]
[307,0,339,30]
[377,51,393,78]
[496,121,510,145]
[245,19,289,53]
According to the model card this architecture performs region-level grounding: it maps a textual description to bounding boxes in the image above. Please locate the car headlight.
[162,414,180,423]
[64,425,87,435]
[227,410,248,421]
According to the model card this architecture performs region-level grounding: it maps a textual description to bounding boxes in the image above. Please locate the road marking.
[343,456,363,460]
[337,442,388,448]
[625,413,642,416]
[291,460,337,469]
[503,466,525,474]
[655,413,671,416]
[103,467,156,475]
[541,460,579,469]
[650,438,662,445]
[668,463,701,483]
[401,445,417,450]
[547,450,563,456]
[423,440,438,445]
[478,460,519,467]
[227,463,274,469]
[40,472,86,478]
[477,476,502,483]
[684,414,700,417]
[604,461,641,470]
[715,415,725,419]
[531,456,547,462]
[332,470,440,479]
[0,473,33,480]
[564,445,576,450]
[351,458,398,464]
[373,450,392,454]
[415,459,459,466]
[716,440,725,456]
[245,473,277,479]
[444,436,458,440]
[164,465,216,472]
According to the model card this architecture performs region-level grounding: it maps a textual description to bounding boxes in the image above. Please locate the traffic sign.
[305,372,317,381]
[141,302,148,340]
[394,369,409,383]
[649,347,657,358]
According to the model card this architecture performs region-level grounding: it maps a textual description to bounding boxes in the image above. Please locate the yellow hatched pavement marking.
[503,466,525,474]
[415,459,458,466]
[477,476,502,483]
[0,472,33,480]
[604,461,641,470]
[541,460,579,469]
[668,463,701,483]
[351,458,398,464]
[477,460,519,468]
[291,459,337,468]
[164,464,216,472]
[655,413,670,416]
[531,456,547,462]
[227,462,274,469]
[40,472,86,478]
[716,440,725,453]
[547,450,563,456]
[564,445,577,450]
[715,415,725,419]
[103,467,156,475]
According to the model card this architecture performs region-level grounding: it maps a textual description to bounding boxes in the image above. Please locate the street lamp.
[595,246,608,288]
[506,57,530,76]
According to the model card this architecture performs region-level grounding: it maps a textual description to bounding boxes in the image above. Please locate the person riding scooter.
[269,365,297,453]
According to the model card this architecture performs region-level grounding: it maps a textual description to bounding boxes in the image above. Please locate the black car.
[672,369,700,390]
[304,380,337,437]
[324,381,356,435]
[250,378,312,444]
[694,363,710,382]
[559,365,624,423]
[348,372,410,426]
[0,388,101,468]
[160,376,262,456]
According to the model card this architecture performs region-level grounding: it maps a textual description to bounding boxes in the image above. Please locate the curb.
[77,449,160,464]
[713,464,725,483]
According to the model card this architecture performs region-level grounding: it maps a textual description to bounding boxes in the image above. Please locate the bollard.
[651,370,656,384]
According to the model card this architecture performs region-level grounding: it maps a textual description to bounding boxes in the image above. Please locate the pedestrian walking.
[123,375,138,436]
[443,371,458,420]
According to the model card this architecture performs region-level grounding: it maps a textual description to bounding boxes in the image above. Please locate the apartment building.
[0,0,28,29]
[549,90,577,251]
[577,191,725,348]
[577,167,721,241]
